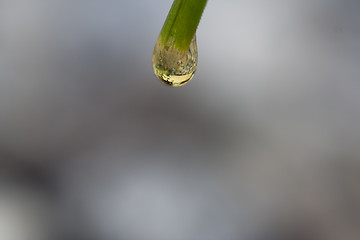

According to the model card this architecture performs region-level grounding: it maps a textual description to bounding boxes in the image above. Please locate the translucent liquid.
[152,35,198,87]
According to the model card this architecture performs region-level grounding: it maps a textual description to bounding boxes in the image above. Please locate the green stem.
[159,0,208,51]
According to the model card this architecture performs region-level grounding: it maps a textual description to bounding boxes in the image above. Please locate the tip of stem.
[152,35,198,87]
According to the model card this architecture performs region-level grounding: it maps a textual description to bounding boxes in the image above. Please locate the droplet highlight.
[152,35,198,87]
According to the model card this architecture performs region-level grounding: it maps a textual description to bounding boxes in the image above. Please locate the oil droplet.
[152,35,198,87]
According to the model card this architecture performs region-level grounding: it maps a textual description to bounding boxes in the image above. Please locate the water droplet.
[152,35,198,87]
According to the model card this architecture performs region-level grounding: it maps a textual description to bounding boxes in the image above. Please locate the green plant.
[159,0,208,51]
[152,0,208,87]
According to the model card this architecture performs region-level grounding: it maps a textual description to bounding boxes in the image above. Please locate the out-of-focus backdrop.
[0,1,360,240]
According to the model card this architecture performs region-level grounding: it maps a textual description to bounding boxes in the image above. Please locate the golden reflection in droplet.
[152,35,198,87]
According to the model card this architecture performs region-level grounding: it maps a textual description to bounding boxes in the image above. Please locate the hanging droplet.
[152,35,198,87]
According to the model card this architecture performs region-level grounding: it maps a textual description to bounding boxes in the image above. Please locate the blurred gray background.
[0,0,360,240]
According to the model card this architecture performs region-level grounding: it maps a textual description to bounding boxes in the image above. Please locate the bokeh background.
[1,0,360,240]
